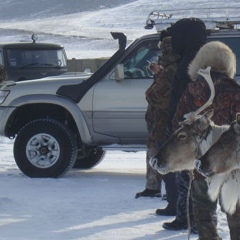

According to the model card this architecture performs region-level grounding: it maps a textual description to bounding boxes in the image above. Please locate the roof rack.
[145,7,240,32]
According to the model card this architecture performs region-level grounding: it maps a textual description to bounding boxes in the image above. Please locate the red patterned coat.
[173,41,240,131]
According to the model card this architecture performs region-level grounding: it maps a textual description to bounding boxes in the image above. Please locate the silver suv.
[0,14,239,178]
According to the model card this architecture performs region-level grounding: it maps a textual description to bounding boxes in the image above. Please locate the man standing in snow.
[160,18,207,231]
[135,30,180,216]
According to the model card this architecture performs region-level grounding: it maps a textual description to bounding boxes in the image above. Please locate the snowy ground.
[0,0,238,239]
[0,137,230,240]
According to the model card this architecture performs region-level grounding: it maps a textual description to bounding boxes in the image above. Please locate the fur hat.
[158,27,172,48]
[171,18,206,55]
[188,41,236,81]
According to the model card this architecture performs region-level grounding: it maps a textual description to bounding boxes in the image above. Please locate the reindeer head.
[196,113,240,177]
[150,109,214,174]
[150,67,215,174]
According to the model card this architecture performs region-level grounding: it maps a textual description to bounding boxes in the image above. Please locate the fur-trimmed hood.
[188,41,236,81]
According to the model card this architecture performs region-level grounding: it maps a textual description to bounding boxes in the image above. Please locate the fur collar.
[188,41,236,81]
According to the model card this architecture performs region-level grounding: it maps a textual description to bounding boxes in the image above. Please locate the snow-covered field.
[0,138,230,240]
[1,0,239,239]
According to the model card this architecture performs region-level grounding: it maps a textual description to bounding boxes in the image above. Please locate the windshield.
[7,49,67,68]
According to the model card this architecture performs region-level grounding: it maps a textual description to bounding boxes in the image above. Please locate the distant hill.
[0,0,239,59]
[0,0,136,20]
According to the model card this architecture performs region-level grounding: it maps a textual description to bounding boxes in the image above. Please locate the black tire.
[14,118,77,178]
[73,147,105,169]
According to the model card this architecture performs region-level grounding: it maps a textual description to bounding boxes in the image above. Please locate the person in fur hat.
[162,17,207,231]
[173,41,240,240]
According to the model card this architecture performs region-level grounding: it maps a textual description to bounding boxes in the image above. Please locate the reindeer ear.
[181,111,196,126]
[204,109,214,121]
[197,109,214,131]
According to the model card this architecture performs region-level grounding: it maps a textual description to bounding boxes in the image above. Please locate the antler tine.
[195,67,215,115]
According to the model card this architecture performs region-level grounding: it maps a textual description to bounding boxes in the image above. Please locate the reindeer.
[150,108,240,214]
[195,113,240,215]
[150,67,227,174]
[196,113,240,176]
[150,109,228,174]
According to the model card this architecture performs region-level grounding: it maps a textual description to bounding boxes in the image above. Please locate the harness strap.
[192,125,213,158]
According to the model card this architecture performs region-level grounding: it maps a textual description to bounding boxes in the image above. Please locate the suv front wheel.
[14,118,77,178]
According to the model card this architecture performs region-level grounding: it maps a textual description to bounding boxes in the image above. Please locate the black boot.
[156,204,176,216]
[135,188,161,199]
[162,219,188,230]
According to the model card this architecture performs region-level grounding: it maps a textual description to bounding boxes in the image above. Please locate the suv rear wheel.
[14,118,77,178]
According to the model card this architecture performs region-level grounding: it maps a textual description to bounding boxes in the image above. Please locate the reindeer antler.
[183,67,215,124]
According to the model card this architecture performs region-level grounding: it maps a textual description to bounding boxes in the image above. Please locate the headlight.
[0,90,10,104]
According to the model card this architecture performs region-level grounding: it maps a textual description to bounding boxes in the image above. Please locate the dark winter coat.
[167,18,207,134]
[165,18,207,224]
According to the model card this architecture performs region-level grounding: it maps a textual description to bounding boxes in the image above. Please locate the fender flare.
[8,94,92,144]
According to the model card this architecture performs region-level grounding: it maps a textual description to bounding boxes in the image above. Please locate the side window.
[7,49,25,68]
[122,39,159,79]
[7,50,19,67]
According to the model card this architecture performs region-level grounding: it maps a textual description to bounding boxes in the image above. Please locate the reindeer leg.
[192,179,222,240]
[226,204,240,240]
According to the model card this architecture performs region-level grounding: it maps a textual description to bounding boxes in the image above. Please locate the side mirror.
[115,64,125,81]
